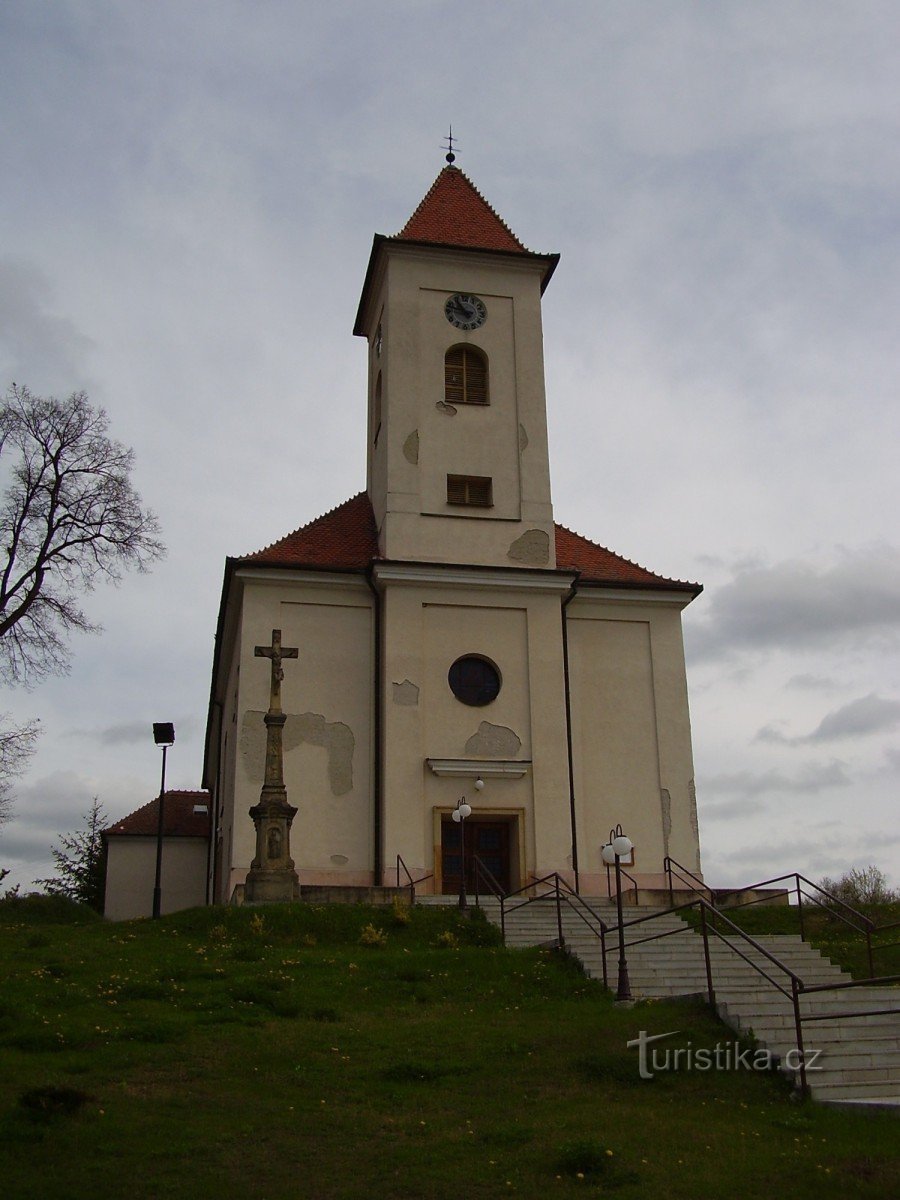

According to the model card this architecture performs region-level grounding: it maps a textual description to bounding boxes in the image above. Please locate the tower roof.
[355,166,559,334]
[395,165,529,254]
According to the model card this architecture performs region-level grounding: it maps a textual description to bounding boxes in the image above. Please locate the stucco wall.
[104,837,207,920]
[567,591,701,892]
[225,572,374,897]
[379,568,572,888]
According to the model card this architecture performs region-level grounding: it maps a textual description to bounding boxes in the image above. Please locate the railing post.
[866,926,874,979]
[666,857,673,907]
[396,855,400,889]
[700,904,716,1012]
[500,895,506,944]
[791,978,808,1099]
[555,876,564,948]
[796,875,805,941]
[600,926,608,989]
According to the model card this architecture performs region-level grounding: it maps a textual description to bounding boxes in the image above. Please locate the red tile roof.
[555,524,698,591]
[238,493,698,592]
[395,166,529,254]
[105,791,211,839]
[240,493,377,570]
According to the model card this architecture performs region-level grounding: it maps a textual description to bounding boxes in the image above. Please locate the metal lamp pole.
[602,824,634,1001]
[151,722,175,920]
[451,796,472,910]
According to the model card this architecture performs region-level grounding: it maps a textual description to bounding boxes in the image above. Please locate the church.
[194,160,703,907]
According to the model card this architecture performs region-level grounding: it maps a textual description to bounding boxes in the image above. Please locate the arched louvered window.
[444,345,488,406]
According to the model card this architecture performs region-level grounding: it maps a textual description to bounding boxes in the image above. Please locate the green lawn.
[0,897,897,1200]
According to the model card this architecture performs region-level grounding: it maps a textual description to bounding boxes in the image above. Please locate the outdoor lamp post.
[602,824,634,1001]
[151,722,175,920]
[451,796,472,910]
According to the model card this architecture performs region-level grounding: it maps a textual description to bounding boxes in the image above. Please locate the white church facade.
[199,164,703,906]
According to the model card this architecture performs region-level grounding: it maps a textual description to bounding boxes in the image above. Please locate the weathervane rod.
[442,125,458,165]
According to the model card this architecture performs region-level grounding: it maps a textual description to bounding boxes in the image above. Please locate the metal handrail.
[395,854,433,906]
[664,855,715,905]
[661,861,888,979]
[605,860,639,904]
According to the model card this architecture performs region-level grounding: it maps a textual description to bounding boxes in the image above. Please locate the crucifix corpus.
[244,628,302,903]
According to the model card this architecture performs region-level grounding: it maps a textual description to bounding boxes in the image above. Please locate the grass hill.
[0,898,897,1199]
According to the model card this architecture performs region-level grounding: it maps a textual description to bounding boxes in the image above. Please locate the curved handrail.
[664,855,715,905]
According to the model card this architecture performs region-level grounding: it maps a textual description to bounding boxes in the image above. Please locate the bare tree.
[0,384,164,684]
[0,712,39,825]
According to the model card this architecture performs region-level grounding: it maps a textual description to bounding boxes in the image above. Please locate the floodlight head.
[153,722,175,747]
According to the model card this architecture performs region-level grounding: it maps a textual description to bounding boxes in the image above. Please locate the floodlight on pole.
[151,723,175,920]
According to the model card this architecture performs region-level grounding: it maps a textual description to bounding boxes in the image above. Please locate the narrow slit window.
[445,346,488,406]
[372,373,382,443]
[447,475,493,507]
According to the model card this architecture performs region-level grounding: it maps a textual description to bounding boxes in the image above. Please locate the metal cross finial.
[442,126,458,165]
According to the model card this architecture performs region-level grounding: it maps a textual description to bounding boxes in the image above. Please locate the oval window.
[448,656,501,706]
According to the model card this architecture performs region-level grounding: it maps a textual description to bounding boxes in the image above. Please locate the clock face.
[445,293,487,331]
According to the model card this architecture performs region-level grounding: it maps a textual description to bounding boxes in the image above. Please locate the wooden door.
[441,818,511,894]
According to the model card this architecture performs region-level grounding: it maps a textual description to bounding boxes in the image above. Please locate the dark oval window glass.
[448,656,501,706]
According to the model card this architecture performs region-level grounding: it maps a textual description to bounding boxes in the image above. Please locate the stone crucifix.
[245,628,301,903]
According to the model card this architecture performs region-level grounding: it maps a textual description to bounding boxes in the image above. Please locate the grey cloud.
[808,694,900,742]
[686,546,900,663]
[757,694,900,745]
[0,258,94,393]
[785,674,836,691]
[702,760,851,799]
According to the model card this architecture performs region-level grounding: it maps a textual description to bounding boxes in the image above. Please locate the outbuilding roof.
[104,791,211,839]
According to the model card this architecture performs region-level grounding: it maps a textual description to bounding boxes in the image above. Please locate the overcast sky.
[1,2,898,895]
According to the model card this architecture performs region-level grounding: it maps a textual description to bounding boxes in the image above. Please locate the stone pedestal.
[244,795,301,903]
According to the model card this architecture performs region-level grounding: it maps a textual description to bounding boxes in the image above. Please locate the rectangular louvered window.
[445,346,488,405]
[447,474,493,507]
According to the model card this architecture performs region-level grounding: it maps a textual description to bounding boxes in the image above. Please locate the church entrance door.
[441,817,512,895]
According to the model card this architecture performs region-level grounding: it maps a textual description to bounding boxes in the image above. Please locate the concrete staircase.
[420,893,900,1108]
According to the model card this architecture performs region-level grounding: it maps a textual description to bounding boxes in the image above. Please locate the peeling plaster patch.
[435,401,457,416]
[392,679,420,706]
[507,528,550,565]
[465,722,522,757]
[518,423,529,451]
[689,779,701,873]
[330,854,349,865]
[660,788,672,855]
[241,711,355,796]
[402,429,419,465]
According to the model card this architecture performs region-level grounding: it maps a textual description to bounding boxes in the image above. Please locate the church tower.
[354,165,560,569]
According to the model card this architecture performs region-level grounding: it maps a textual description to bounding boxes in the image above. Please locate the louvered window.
[444,346,488,405]
[447,475,493,508]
